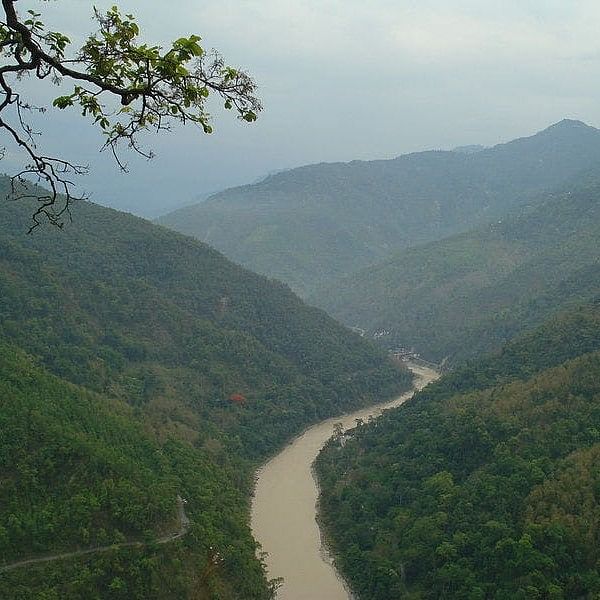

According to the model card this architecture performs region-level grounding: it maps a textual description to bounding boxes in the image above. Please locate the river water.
[250,363,439,600]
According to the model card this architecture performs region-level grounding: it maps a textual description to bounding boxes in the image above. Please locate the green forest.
[314,165,600,364]
[316,301,600,599]
[0,179,411,598]
[2,2,600,598]
[0,342,271,599]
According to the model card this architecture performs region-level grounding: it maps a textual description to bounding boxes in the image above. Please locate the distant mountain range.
[307,123,600,600]
[3,118,600,598]
[312,168,600,363]
[158,119,600,296]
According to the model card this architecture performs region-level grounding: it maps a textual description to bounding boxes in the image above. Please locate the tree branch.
[0,1,261,230]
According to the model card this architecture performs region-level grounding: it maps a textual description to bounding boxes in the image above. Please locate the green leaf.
[52,96,74,109]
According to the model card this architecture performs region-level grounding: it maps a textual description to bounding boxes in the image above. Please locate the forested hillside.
[0,181,410,598]
[159,119,600,296]
[316,301,600,599]
[313,167,600,364]
[0,342,269,599]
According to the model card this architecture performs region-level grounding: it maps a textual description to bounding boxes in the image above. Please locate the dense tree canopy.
[0,180,411,597]
[316,302,600,599]
[0,1,261,228]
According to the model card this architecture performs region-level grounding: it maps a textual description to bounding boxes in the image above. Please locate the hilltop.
[159,119,600,296]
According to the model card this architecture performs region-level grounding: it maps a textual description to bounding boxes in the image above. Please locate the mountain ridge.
[0,179,410,598]
[311,166,600,364]
[158,119,600,296]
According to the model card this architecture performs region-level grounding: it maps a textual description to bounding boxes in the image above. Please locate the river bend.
[251,363,439,600]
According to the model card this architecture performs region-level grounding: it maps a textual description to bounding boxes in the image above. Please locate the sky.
[5,0,600,217]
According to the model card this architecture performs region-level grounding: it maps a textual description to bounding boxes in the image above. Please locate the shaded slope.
[0,342,269,599]
[159,119,600,296]
[0,186,407,456]
[316,301,600,599]
[0,182,410,598]
[313,169,600,364]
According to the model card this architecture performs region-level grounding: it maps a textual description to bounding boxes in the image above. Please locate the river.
[250,363,439,600]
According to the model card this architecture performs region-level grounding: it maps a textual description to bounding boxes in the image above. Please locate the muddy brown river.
[251,363,439,600]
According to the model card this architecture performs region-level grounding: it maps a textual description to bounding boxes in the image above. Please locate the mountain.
[0,341,256,599]
[452,144,486,154]
[158,119,600,296]
[0,181,410,598]
[316,300,600,599]
[312,167,600,364]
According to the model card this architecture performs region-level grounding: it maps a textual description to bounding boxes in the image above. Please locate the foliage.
[0,180,410,597]
[0,342,271,599]
[315,164,600,364]
[0,1,260,227]
[316,302,600,599]
[0,179,408,457]
[160,119,600,296]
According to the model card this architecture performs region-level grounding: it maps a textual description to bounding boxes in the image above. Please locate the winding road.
[251,363,439,600]
[0,495,190,574]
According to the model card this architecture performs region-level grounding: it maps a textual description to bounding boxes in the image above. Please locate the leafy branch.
[0,1,261,230]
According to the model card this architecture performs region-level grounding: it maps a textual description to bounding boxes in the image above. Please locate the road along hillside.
[0,495,190,574]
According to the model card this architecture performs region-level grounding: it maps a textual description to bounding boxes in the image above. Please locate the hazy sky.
[5,1,600,217]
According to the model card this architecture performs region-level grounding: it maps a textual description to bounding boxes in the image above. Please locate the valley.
[2,120,600,600]
[251,363,439,600]
[3,2,600,599]
[0,180,411,598]
[313,168,600,364]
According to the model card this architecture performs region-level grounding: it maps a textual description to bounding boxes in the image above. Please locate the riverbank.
[251,363,439,600]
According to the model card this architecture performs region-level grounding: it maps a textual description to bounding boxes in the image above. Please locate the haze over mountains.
[314,168,600,363]
[3,114,600,599]
[300,119,600,599]
[3,1,600,596]
[159,119,600,296]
